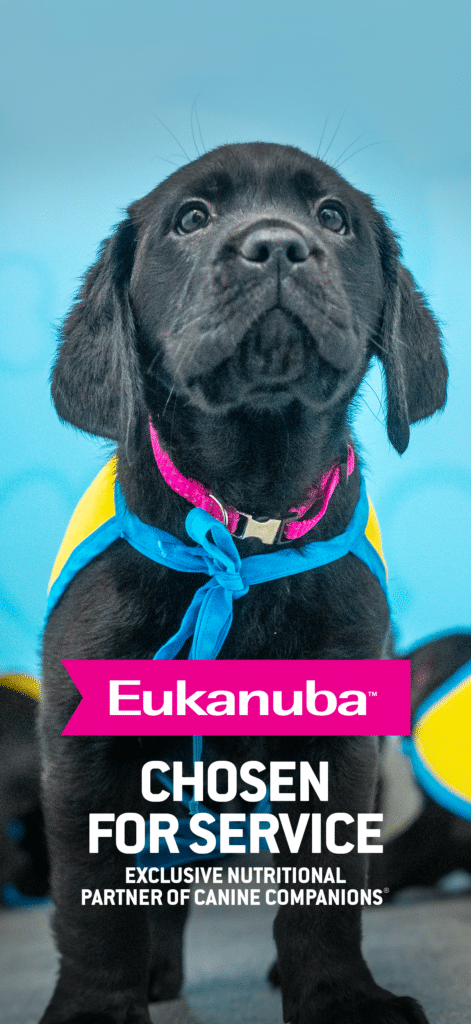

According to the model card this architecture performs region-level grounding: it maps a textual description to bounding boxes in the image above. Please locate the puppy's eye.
[317,206,347,234]
[175,204,210,234]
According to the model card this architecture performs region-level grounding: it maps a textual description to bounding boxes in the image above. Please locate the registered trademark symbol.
[383,887,389,893]
[368,691,378,697]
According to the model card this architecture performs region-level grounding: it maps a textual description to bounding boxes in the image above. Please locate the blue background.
[1,0,470,676]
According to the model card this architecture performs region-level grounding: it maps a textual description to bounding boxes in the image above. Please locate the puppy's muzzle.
[241,308,307,383]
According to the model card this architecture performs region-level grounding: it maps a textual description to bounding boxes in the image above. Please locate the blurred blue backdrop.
[1,0,470,675]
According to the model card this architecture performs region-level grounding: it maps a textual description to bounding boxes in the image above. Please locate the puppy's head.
[53,143,447,455]
[404,632,471,716]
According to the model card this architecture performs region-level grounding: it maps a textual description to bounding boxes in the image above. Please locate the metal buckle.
[235,511,300,545]
[209,494,303,545]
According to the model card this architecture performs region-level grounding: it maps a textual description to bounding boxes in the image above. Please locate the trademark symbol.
[368,691,377,697]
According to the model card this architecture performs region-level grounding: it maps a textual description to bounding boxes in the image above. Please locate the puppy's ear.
[372,215,448,454]
[52,219,142,445]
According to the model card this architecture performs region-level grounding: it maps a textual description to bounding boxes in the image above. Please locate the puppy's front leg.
[273,736,430,1024]
[147,877,190,1002]
[39,732,152,1024]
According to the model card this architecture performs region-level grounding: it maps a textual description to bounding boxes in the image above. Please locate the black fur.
[41,143,447,1024]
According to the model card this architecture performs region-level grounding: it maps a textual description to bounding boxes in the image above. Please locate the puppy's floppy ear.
[52,218,142,445]
[372,214,448,454]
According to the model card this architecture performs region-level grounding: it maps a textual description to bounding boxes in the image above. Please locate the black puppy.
[0,681,48,901]
[41,143,447,1024]
[373,632,471,898]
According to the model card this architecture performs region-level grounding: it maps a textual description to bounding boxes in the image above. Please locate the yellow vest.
[403,663,471,820]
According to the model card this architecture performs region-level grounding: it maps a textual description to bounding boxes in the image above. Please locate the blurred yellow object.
[403,663,471,820]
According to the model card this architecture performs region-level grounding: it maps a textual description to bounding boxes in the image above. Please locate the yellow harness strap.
[0,673,41,700]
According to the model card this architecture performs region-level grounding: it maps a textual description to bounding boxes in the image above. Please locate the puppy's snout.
[239,224,309,275]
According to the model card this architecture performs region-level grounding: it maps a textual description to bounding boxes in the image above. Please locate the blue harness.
[46,465,388,867]
[47,476,387,661]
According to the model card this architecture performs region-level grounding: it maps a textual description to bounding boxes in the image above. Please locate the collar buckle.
[234,511,299,545]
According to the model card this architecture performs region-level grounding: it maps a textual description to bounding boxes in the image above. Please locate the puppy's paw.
[42,1016,121,1024]
[38,1011,149,1019]
[361,995,430,1024]
[38,1003,152,1024]
[306,993,430,1024]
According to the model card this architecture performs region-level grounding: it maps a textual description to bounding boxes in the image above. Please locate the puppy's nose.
[239,226,309,273]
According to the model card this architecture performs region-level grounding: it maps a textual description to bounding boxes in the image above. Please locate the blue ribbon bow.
[113,479,386,661]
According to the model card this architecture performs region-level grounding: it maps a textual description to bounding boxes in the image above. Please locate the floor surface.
[1,881,470,1024]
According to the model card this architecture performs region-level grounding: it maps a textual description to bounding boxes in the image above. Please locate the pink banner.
[61,660,410,736]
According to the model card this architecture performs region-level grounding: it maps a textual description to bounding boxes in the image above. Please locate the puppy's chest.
[106,541,384,661]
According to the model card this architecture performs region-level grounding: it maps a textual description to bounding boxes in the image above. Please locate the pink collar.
[149,421,354,545]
